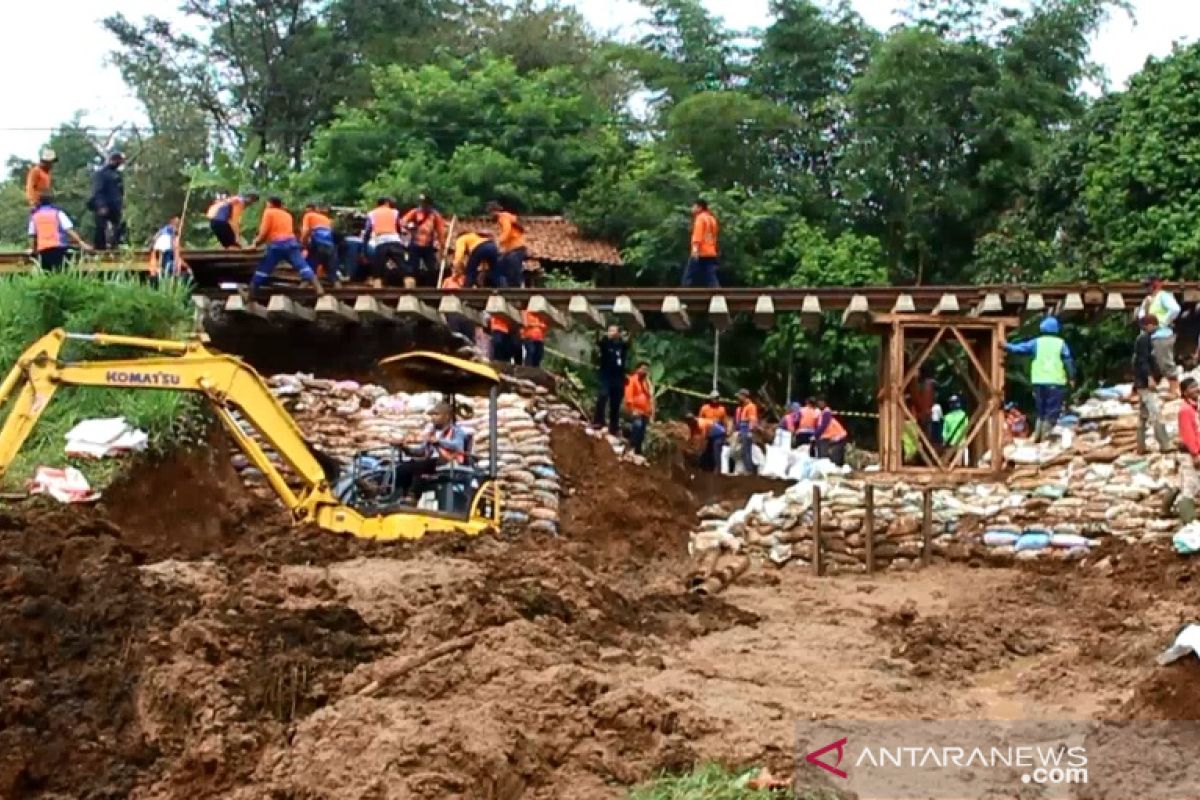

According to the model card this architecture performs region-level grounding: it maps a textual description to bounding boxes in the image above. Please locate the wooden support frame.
[871,313,1016,479]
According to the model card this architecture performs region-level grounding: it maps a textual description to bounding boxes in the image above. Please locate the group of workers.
[24,149,129,268]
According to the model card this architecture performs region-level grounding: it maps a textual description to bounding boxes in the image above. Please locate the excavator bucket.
[377,351,500,396]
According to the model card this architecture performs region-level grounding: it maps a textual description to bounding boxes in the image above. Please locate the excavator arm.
[0,328,487,540]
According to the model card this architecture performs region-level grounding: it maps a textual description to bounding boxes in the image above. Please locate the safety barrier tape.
[542,344,879,419]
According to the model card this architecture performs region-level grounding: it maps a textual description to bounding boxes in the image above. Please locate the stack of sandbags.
[229,374,570,534]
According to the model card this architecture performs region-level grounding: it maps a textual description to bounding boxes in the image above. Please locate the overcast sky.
[1,0,1194,165]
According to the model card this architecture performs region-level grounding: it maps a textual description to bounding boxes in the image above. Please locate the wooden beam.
[354,295,395,323]
[892,294,915,314]
[315,295,359,324]
[921,488,933,567]
[661,296,690,330]
[1104,292,1126,312]
[612,295,645,331]
[438,295,483,326]
[1184,287,1200,306]
[708,296,732,330]
[841,294,870,328]
[224,294,267,319]
[933,293,960,314]
[527,295,567,329]
[800,295,822,331]
[484,295,522,327]
[396,295,442,324]
[568,295,604,329]
[812,485,824,578]
[753,295,775,329]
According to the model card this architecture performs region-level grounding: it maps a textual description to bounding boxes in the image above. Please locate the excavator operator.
[395,402,470,500]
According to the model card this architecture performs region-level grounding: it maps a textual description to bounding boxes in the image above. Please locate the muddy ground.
[1,426,1197,799]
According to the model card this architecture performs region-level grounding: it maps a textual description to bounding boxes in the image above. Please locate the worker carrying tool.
[363,197,409,289]
[683,198,719,288]
[394,401,470,503]
[624,361,654,455]
[88,151,125,250]
[301,202,339,286]
[1004,316,1075,442]
[1137,275,1182,399]
[206,191,260,249]
[487,201,527,288]
[453,231,501,287]
[24,148,55,207]
[148,216,186,281]
[28,193,92,270]
[249,197,324,298]
[401,194,448,286]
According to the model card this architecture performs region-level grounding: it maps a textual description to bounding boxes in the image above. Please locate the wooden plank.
[353,295,396,323]
[438,295,483,326]
[800,295,822,331]
[315,295,359,324]
[864,483,875,576]
[484,295,522,327]
[921,488,933,567]
[527,295,567,329]
[396,295,442,324]
[661,296,690,330]
[753,295,775,330]
[224,294,267,319]
[933,293,960,314]
[708,296,732,330]
[892,294,916,314]
[841,294,870,328]
[1025,293,1045,314]
[1104,292,1126,312]
[267,295,316,323]
[612,295,645,331]
[568,295,604,329]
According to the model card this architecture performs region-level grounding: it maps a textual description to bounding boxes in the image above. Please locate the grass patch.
[629,763,839,800]
[0,269,207,488]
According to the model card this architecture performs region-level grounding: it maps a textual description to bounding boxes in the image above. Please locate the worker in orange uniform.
[794,397,821,451]
[453,231,501,287]
[27,192,92,270]
[363,197,408,289]
[489,312,521,366]
[814,396,849,466]
[206,191,260,249]
[486,201,527,288]
[624,362,655,455]
[441,263,475,343]
[696,391,728,472]
[24,149,56,207]
[401,194,448,286]
[683,198,719,288]
[521,308,548,368]
[249,197,324,297]
[300,202,339,286]
[733,389,759,474]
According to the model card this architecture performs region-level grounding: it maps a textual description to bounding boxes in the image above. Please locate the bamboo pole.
[812,485,824,577]
[865,483,875,576]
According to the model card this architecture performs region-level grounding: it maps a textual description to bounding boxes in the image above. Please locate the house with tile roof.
[452,215,622,285]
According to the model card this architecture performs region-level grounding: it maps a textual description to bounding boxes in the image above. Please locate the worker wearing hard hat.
[1004,316,1075,442]
[24,148,56,208]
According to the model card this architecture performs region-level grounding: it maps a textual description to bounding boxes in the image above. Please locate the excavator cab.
[0,330,501,541]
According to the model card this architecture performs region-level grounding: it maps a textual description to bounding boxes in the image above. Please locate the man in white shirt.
[27,192,92,271]
[1137,275,1182,398]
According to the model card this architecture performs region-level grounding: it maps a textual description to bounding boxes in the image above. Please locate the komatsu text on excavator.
[0,329,502,540]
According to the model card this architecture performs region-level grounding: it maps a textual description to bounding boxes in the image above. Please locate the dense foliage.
[1,0,1190,412]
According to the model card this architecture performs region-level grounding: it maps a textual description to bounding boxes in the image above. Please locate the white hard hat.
[39,148,56,162]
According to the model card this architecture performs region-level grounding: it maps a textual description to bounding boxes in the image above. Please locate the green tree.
[626,0,742,107]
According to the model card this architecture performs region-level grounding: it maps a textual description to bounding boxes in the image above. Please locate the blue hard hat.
[1039,316,1060,335]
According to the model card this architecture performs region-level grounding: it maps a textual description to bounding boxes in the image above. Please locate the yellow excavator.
[0,328,502,540]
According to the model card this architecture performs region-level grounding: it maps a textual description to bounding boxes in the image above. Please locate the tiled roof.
[455,216,622,267]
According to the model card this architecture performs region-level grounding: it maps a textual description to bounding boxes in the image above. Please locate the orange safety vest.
[735,401,758,429]
[691,210,719,258]
[798,406,820,432]
[522,309,547,341]
[31,206,65,252]
[820,411,847,441]
[699,402,727,427]
[434,424,466,464]
[490,314,512,334]
[402,208,445,247]
[368,206,399,236]
[496,211,526,252]
[259,207,296,243]
[25,166,51,207]
[625,374,653,415]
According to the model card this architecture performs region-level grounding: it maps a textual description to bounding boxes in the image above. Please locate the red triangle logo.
[805,737,849,779]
